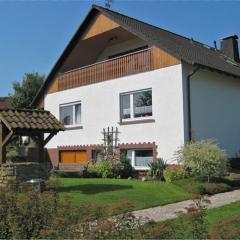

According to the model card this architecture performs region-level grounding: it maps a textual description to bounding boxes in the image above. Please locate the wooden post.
[38,133,44,162]
[0,122,6,164]
[33,133,44,162]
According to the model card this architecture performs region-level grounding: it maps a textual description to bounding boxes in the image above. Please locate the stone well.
[0,162,51,187]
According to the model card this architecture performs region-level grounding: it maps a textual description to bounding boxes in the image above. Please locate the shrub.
[85,164,102,178]
[175,139,228,182]
[116,154,134,178]
[98,160,116,178]
[148,158,167,180]
[174,177,232,195]
[203,182,231,195]
[178,196,210,239]
[0,182,142,239]
[85,161,115,178]
[163,165,185,182]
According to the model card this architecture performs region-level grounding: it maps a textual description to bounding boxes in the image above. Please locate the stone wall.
[0,162,51,187]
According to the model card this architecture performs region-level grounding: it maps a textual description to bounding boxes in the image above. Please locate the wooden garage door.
[60,151,88,164]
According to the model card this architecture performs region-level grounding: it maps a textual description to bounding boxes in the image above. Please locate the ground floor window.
[121,149,153,170]
[91,149,102,164]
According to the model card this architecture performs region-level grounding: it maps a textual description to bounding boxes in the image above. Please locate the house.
[32,5,240,171]
[0,97,11,109]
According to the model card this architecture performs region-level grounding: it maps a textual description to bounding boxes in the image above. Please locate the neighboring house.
[32,5,240,170]
[0,97,11,109]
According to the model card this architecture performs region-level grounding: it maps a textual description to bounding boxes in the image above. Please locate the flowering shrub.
[175,139,228,182]
[85,161,115,178]
[163,165,185,182]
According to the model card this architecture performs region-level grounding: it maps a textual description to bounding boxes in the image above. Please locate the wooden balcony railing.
[56,47,180,92]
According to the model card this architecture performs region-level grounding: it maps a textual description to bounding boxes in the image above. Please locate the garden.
[1,139,240,239]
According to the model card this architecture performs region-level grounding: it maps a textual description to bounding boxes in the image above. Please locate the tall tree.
[9,72,45,108]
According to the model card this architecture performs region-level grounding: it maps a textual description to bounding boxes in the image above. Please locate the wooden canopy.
[0,109,64,164]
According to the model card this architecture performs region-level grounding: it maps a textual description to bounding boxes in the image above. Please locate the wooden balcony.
[56,47,180,91]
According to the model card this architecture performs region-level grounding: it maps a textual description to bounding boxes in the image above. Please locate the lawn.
[58,178,192,211]
[206,201,240,225]
[140,201,240,239]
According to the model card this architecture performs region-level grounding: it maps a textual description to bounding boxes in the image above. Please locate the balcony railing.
[57,48,154,91]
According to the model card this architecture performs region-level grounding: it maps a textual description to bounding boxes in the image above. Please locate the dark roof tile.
[0,109,64,132]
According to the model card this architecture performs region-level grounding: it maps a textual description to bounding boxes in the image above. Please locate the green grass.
[141,201,240,239]
[58,178,192,211]
[206,201,240,225]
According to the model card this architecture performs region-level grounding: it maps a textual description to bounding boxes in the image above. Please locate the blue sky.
[0,0,240,97]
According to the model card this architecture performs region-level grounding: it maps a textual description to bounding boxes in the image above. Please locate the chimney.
[220,35,239,62]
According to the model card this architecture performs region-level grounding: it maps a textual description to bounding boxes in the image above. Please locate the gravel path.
[132,189,240,223]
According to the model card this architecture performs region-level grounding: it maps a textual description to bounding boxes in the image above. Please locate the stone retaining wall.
[0,162,51,187]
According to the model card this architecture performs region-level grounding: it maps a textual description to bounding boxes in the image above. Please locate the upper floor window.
[120,89,152,120]
[60,102,81,126]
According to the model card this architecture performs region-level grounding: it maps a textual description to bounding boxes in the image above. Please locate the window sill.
[133,167,150,171]
[64,125,83,130]
[118,118,155,125]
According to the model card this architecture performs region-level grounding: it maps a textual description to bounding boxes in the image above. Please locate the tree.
[9,72,45,108]
[175,139,228,182]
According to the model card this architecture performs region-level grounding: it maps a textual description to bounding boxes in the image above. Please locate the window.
[121,149,153,170]
[60,102,81,126]
[120,89,152,120]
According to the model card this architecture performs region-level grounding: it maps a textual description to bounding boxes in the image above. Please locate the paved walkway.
[132,189,240,223]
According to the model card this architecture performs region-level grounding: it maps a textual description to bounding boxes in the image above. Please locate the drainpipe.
[187,65,200,142]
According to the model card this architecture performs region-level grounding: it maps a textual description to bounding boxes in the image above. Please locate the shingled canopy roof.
[0,109,64,132]
[0,109,64,164]
[32,5,240,106]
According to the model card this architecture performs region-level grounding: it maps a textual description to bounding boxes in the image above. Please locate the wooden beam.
[38,133,44,162]
[0,122,6,164]
[43,132,56,146]
[0,116,12,132]
[2,130,13,148]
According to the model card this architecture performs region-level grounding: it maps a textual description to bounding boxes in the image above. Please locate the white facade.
[188,68,240,157]
[45,64,185,162]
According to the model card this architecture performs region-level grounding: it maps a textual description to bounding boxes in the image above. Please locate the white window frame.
[125,149,153,170]
[59,101,82,128]
[120,89,153,122]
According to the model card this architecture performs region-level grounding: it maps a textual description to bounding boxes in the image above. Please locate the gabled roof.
[0,109,64,132]
[32,5,240,106]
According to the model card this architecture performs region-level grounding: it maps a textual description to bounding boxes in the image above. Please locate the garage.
[60,150,88,164]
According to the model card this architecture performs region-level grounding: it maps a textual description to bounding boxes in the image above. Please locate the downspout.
[187,65,201,142]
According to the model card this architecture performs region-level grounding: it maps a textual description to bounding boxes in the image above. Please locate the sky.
[0,0,240,97]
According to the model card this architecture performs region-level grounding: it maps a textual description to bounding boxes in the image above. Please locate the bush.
[175,139,228,182]
[85,161,116,178]
[174,177,232,195]
[163,165,185,182]
[0,184,142,239]
[98,160,115,178]
[148,158,167,180]
[85,164,102,178]
[116,154,134,178]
